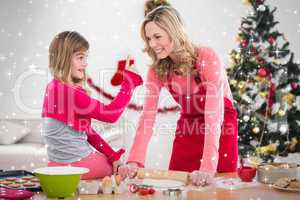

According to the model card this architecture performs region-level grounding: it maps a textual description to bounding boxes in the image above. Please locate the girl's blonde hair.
[48,31,89,84]
[141,3,198,79]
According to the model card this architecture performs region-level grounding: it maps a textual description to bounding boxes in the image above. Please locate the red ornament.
[291,81,298,90]
[268,82,276,114]
[256,56,265,65]
[251,47,258,56]
[241,39,249,48]
[138,188,150,196]
[129,185,156,196]
[257,68,268,77]
[148,188,155,195]
[268,36,276,45]
[238,166,257,182]
[256,0,264,5]
[111,59,135,86]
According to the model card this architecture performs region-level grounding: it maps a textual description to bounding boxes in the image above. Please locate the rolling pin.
[136,168,189,184]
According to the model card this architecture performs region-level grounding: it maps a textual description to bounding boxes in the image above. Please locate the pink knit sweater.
[128,47,233,173]
[42,70,143,163]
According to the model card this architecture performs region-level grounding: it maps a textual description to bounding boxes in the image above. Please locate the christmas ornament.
[256,143,277,155]
[237,163,257,182]
[257,5,266,12]
[230,79,238,87]
[241,39,249,48]
[255,75,264,82]
[251,47,258,56]
[290,81,298,90]
[267,82,275,112]
[256,0,265,5]
[257,68,268,77]
[259,91,267,98]
[273,59,280,65]
[238,81,246,89]
[252,127,260,134]
[277,109,286,117]
[111,59,135,86]
[279,124,288,134]
[243,115,250,122]
[282,93,295,106]
[268,36,276,45]
[256,56,265,65]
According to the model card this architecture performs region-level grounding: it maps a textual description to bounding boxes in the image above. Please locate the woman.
[119,1,238,186]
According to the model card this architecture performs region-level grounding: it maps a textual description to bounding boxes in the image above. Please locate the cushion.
[0,143,47,171]
[0,120,31,145]
[20,119,43,144]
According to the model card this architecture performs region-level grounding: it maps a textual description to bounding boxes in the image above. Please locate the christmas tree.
[227,0,300,162]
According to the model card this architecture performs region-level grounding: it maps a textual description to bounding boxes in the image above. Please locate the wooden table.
[35,173,300,200]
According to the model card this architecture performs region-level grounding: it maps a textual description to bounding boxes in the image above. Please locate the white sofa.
[1,116,299,173]
[0,118,126,171]
[0,112,188,172]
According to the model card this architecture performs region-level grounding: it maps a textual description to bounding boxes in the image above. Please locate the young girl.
[119,0,238,186]
[42,31,142,179]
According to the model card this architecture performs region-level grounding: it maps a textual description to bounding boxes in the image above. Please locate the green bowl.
[34,166,89,198]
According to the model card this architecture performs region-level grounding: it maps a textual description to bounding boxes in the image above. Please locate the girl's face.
[70,50,88,83]
[145,21,173,59]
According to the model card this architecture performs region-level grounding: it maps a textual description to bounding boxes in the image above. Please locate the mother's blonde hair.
[49,31,89,84]
[141,4,198,79]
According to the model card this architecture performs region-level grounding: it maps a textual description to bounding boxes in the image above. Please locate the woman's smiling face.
[144,21,173,59]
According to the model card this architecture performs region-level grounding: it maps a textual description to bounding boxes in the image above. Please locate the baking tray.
[0,170,42,192]
[257,163,300,184]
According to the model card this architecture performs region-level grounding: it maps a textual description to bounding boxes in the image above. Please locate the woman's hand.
[117,162,139,179]
[189,170,215,186]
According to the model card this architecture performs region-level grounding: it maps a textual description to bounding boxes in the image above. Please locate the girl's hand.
[125,55,136,72]
[112,160,123,174]
[189,170,215,186]
[117,162,139,179]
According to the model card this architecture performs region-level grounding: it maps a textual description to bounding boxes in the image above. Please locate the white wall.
[0,0,299,168]
[0,0,299,119]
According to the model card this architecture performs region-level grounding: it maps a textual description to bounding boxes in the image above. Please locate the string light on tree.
[243,115,250,122]
[279,124,288,134]
[252,127,260,134]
